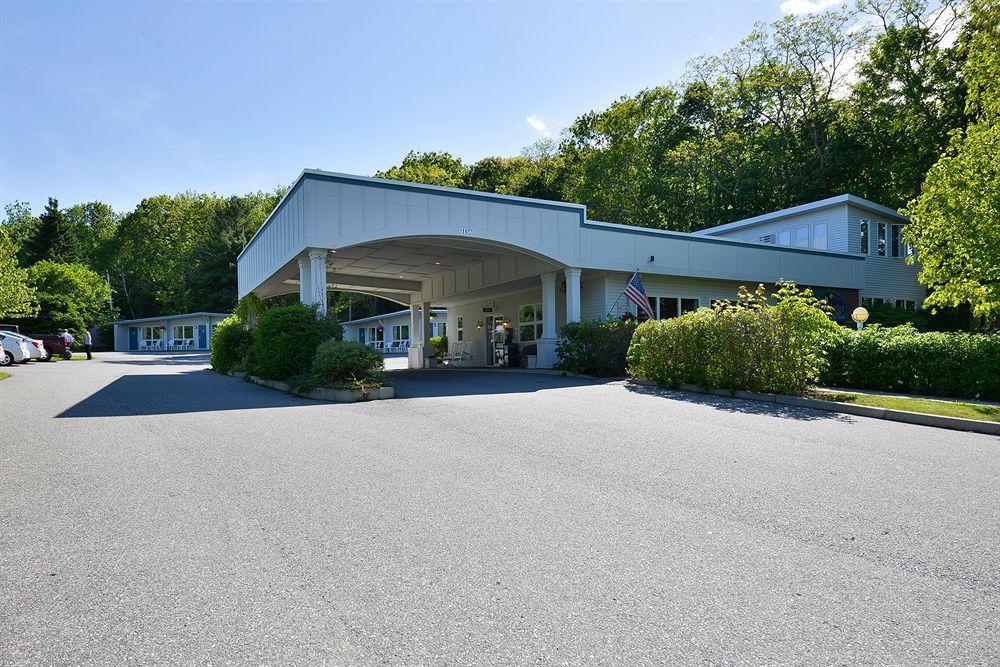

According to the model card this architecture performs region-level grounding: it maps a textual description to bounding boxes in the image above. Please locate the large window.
[172,325,194,341]
[860,219,869,254]
[777,229,791,246]
[891,224,905,258]
[456,316,464,342]
[642,296,700,320]
[877,221,887,256]
[518,304,543,342]
[812,223,827,250]
[142,326,162,342]
[793,226,808,248]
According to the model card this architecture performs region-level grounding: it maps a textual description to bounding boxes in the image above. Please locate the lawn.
[0,371,9,381]
[814,390,1000,423]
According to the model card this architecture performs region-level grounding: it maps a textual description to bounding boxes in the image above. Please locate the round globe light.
[852,307,869,323]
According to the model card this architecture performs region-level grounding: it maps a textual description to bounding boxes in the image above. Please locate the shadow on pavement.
[625,383,853,423]
[389,369,609,399]
[97,353,212,366]
[57,369,315,417]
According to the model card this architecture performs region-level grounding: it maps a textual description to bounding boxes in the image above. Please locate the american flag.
[624,271,655,319]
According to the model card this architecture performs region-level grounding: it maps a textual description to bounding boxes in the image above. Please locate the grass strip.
[814,390,1000,423]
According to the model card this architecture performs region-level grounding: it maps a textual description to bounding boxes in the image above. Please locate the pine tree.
[23,197,79,264]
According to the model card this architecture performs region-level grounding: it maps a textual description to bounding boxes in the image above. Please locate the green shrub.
[253,304,342,381]
[627,283,845,395]
[823,324,1000,400]
[429,335,448,359]
[210,315,253,373]
[310,339,385,388]
[556,319,638,377]
[864,302,970,332]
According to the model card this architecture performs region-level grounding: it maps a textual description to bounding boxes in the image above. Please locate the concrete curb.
[630,381,1000,437]
[223,371,394,403]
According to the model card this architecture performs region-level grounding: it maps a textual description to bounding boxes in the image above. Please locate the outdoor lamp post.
[851,306,869,330]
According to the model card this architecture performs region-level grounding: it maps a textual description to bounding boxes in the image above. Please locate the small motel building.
[111,312,230,352]
[237,170,924,370]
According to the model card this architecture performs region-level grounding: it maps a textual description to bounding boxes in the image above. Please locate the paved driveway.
[2,353,998,665]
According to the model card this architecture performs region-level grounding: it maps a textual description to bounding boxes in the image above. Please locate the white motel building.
[237,170,923,369]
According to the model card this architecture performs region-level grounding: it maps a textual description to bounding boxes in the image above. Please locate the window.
[777,229,791,246]
[812,223,827,250]
[172,325,194,341]
[644,297,697,320]
[391,324,410,343]
[518,304,543,342]
[793,226,808,248]
[862,297,873,308]
[438,322,447,338]
[681,298,699,314]
[877,222,887,256]
[891,224,903,258]
[142,326,162,342]
[860,219,870,255]
[873,298,884,306]
[661,297,679,319]
[457,316,464,342]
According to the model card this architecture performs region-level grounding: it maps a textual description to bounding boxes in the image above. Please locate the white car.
[2,331,46,361]
[0,333,30,366]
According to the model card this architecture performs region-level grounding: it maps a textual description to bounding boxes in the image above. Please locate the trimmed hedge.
[627,283,844,396]
[429,335,448,359]
[209,315,253,373]
[311,339,385,388]
[556,319,637,377]
[823,324,1000,400]
[253,304,342,381]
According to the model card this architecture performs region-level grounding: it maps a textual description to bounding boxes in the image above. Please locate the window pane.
[662,298,679,318]
[647,297,657,319]
[860,220,869,254]
[812,223,827,250]
[681,298,699,314]
[519,325,535,342]
[877,222,886,256]
[778,230,791,245]
[520,305,534,322]
[891,224,901,257]
[794,226,808,247]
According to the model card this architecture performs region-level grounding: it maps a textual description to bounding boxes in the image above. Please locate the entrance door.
[128,327,138,351]
[485,315,507,366]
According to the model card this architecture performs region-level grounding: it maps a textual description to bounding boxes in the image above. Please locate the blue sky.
[1,0,813,214]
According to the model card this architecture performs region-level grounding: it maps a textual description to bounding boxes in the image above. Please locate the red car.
[31,334,72,361]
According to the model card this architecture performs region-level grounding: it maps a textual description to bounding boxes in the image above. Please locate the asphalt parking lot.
[2,352,998,665]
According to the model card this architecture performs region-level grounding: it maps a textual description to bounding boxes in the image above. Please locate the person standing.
[60,329,74,357]
[83,329,93,360]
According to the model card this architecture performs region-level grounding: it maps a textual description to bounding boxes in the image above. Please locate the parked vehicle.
[2,331,47,360]
[0,333,30,366]
[0,324,20,333]
[31,334,72,360]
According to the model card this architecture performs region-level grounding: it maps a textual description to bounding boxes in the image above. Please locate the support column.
[407,304,422,369]
[537,272,558,369]
[420,300,433,362]
[565,267,582,324]
[297,256,311,304]
[308,249,328,316]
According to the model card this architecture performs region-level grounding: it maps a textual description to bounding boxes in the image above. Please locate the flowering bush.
[627,282,845,396]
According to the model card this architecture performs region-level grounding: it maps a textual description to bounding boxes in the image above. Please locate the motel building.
[111,312,230,352]
[237,170,924,370]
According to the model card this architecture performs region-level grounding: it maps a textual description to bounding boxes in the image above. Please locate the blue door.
[128,327,138,351]
[197,325,207,349]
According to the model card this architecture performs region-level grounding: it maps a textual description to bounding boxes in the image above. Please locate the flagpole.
[607,269,638,319]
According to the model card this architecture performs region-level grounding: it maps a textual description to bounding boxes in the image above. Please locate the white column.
[421,300,432,360]
[308,249,328,316]
[408,304,422,369]
[565,267,582,324]
[297,256,311,304]
[537,272,558,369]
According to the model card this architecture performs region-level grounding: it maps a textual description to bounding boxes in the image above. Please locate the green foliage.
[823,324,1000,400]
[253,304,342,381]
[0,227,38,319]
[15,261,113,339]
[865,301,969,331]
[428,335,448,359]
[209,315,253,373]
[555,319,638,377]
[627,283,845,395]
[376,151,467,188]
[904,0,1000,321]
[22,197,80,265]
[310,339,385,388]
